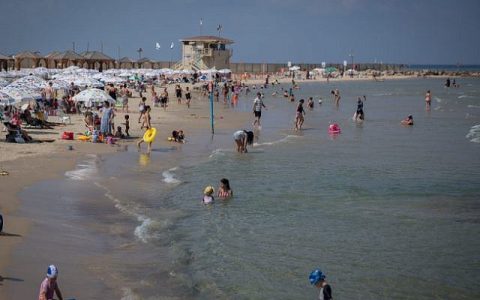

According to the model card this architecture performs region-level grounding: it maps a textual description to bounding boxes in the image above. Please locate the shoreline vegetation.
[0,70,476,298]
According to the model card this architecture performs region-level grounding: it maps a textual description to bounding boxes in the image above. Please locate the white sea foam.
[466,124,480,143]
[253,135,301,147]
[209,148,228,158]
[121,287,141,300]
[467,105,480,109]
[458,95,475,99]
[434,97,442,103]
[162,167,181,184]
[64,155,97,180]
[94,182,161,243]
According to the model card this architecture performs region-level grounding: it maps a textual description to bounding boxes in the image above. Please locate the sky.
[0,0,479,65]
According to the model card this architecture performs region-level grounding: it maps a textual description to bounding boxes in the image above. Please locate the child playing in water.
[203,186,215,204]
[309,269,332,300]
[217,178,233,198]
[401,115,414,126]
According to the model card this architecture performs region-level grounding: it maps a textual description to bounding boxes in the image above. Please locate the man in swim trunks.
[252,92,266,127]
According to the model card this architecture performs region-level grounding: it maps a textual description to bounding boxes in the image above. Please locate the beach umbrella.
[0,91,18,106]
[2,86,41,103]
[0,78,9,87]
[50,79,70,90]
[289,66,300,71]
[218,69,231,74]
[73,88,115,104]
[325,67,338,74]
[9,75,47,91]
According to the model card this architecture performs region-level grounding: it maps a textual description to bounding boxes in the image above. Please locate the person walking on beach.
[253,92,267,127]
[309,269,332,300]
[425,90,432,110]
[120,84,129,113]
[38,265,63,300]
[175,84,182,104]
[233,130,254,153]
[295,99,305,130]
[185,86,192,108]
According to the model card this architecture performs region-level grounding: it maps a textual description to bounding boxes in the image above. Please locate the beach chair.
[56,109,71,124]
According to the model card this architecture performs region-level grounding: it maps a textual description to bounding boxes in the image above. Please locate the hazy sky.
[1,0,479,64]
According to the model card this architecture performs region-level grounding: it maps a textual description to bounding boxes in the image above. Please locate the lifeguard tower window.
[219,44,226,50]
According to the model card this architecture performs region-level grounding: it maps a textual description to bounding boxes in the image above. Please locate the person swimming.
[401,115,414,126]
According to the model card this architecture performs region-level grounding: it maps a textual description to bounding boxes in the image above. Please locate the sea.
[14,77,480,299]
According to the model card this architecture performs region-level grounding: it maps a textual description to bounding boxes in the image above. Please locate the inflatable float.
[77,135,91,141]
[328,123,341,134]
[143,128,157,143]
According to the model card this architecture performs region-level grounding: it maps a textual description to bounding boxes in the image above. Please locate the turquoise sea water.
[12,78,480,299]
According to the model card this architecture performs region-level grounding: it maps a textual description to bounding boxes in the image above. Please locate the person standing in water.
[332,89,341,107]
[425,90,432,110]
[354,95,366,121]
[233,130,254,153]
[295,99,305,130]
[38,265,63,300]
[253,92,267,127]
[137,106,152,152]
[309,269,332,300]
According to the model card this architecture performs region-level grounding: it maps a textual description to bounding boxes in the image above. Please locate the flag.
[217,24,222,32]
[155,42,161,50]
[200,18,203,26]
[170,42,174,49]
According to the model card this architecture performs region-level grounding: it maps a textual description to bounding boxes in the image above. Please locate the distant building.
[177,35,233,70]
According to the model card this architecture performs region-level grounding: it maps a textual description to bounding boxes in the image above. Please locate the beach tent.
[72,88,115,105]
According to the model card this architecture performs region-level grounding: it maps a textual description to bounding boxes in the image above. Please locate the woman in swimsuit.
[217,178,233,198]
[295,99,305,131]
[425,90,432,110]
[233,130,254,153]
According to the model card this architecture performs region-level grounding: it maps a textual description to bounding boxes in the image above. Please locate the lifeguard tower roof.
[181,35,234,44]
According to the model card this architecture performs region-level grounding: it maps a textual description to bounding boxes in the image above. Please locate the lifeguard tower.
[174,35,233,71]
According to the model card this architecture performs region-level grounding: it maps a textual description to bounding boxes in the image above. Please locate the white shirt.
[253,97,263,112]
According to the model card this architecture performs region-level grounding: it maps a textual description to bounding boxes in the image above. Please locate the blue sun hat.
[309,269,325,285]
[47,265,58,278]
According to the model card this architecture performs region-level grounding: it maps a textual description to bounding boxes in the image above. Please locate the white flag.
[200,18,203,26]
[170,42,174,49]
[155,42,161,50]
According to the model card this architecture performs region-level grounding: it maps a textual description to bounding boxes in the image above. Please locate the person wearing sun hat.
[38,264,63,300]
[309,268,332,300]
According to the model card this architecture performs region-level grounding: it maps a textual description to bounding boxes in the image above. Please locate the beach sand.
[0,83,251,299]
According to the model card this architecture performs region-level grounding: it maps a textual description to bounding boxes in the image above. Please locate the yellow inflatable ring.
[143,128,157,143]
[77,135,91,141]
